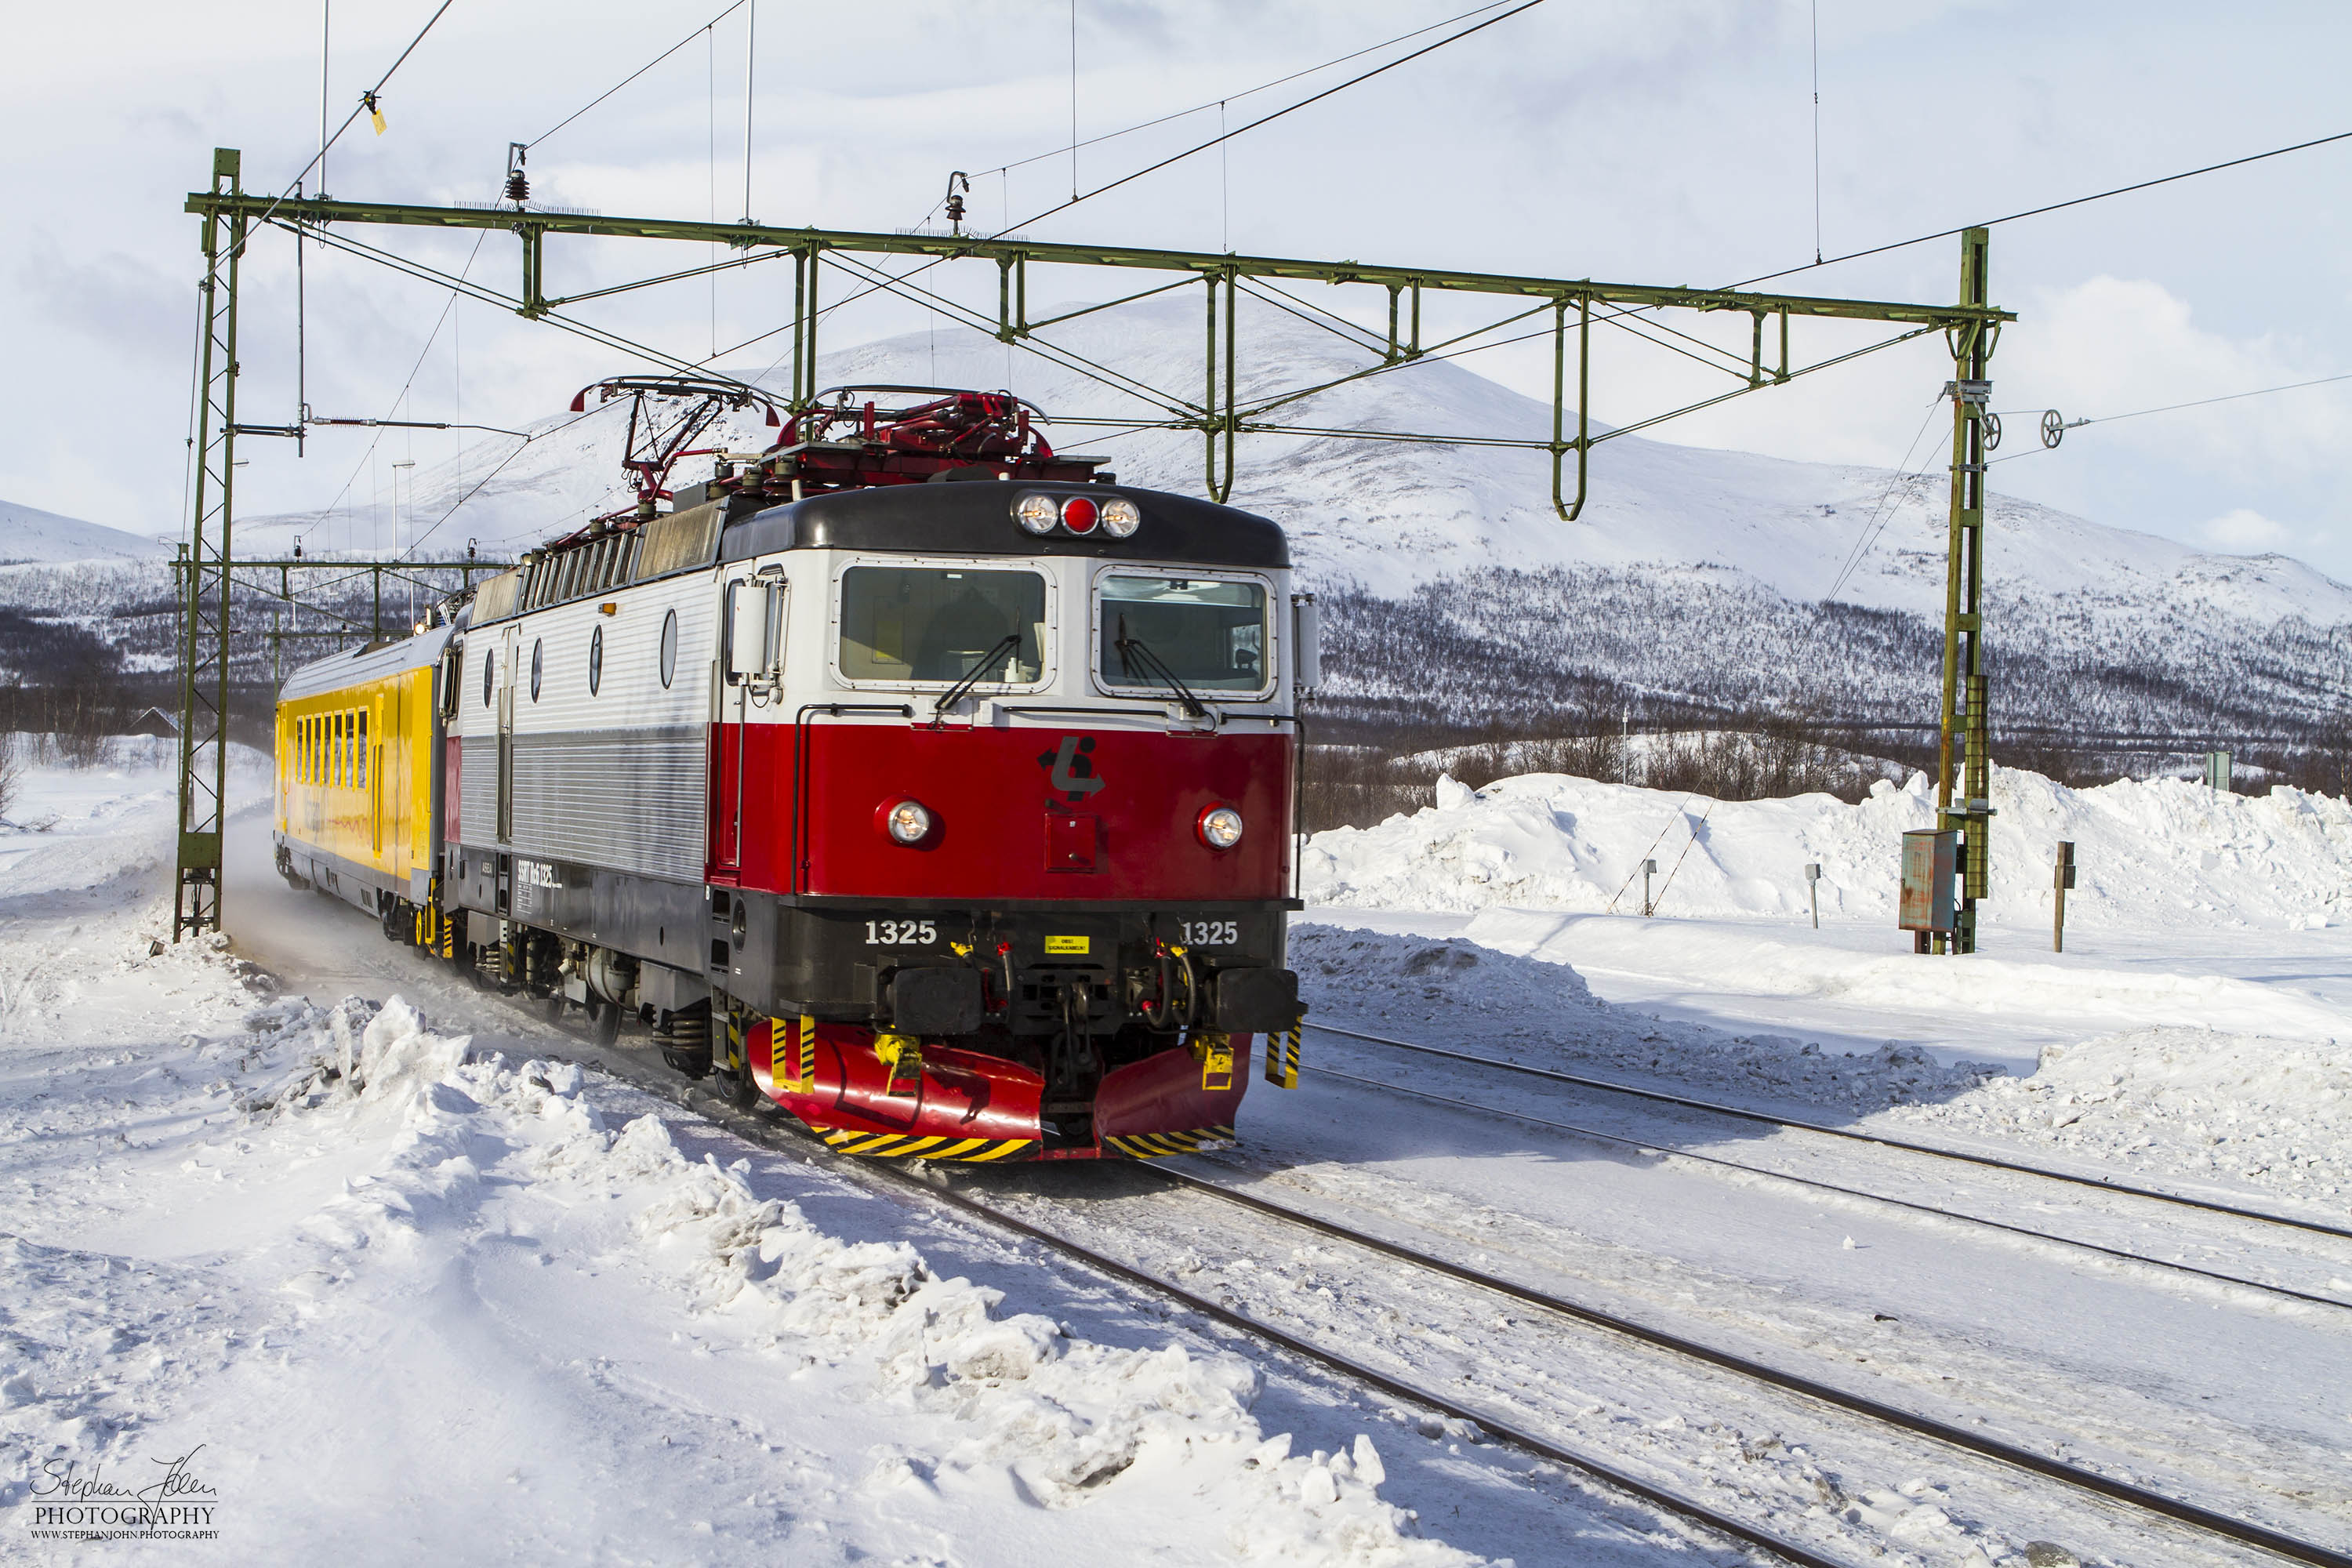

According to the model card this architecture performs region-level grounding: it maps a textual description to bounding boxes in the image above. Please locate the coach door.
[495,622,517,843]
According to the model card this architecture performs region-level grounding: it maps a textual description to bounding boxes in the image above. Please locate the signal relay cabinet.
[1900,828,1958,951]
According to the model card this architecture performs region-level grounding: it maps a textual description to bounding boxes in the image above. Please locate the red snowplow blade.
[749,1020,1250,1161]
[1094,1033,1251,1157]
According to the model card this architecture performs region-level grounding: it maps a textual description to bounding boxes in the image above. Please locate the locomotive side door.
[712,568,782,877]
[495,621,517,844]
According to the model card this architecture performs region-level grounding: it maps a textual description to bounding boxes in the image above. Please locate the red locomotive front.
[441,387,1311,1161]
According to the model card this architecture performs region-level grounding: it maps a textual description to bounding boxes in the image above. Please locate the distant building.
[124,706,177,738]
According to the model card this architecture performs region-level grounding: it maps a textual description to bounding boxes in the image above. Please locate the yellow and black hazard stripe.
[1105,1123,1237,1160]
[1265,1023,1301,1089]
[817,1129,1038,1162]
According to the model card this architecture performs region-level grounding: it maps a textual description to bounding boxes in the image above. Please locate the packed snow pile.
[1304,764,2352,931]
[0,941,1481,1565]
[1293,924,2004,1111]
[1903,1028,2352,1200]
[290,996,1472,1563]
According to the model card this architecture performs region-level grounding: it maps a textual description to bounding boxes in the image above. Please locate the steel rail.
[1308,1022,2352,1243]
[1303,1063,2352,1312]
[1140,1163,2352,1568]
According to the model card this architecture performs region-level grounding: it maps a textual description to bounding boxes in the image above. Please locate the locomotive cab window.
[1095,574,1271,696]
[836,565,1047,687]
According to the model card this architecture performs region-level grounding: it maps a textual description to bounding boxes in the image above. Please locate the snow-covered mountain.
[12,299,2347,745]
[239,296,2352,627]
[0,498,171,564]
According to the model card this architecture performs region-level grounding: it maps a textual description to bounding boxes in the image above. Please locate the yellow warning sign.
[1044,935,1089,955]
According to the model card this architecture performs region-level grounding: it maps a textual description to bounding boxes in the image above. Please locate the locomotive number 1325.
[864,920,938,945]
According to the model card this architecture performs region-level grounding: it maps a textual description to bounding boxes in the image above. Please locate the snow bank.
[1293,925,2003,1111]
[1303,765,2352,932]
[253,996,1478,1565]
[1906,1029,2352,1201]
[1294,923,2352,1210]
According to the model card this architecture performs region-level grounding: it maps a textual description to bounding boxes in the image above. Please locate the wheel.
[381,898,407,945]
[585,994,622,1047]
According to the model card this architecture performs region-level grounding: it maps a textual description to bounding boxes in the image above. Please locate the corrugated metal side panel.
[279,624,452,703]
[458,735,499,845]
[509,726,706,884]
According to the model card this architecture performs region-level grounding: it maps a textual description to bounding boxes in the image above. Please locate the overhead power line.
[268,0,454,215]
[528,0,746,151]
[746,0,1548,375]
[982,2,1514,181]
[1989,369,2352,466]
[1736,127,2352,292]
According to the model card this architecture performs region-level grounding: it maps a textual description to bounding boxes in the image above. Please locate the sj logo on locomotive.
[1038,735,1106,803]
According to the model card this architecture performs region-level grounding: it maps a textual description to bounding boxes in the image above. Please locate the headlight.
[1099,497,1141,537]
[1059,495,1100,535]
[883,798,934,845]
[1197,804,1243,850]
[1014,493,1058,535]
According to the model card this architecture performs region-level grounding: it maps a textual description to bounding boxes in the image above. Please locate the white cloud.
[2198,508,2294,553]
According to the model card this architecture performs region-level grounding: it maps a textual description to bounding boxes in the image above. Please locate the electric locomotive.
[274,384,1312,1162]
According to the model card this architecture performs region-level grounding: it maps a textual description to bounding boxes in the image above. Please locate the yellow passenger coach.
[275,625,456,938]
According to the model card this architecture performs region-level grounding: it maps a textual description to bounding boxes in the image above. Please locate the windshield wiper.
[929,633,1021,724]
[1113,619,1207,718]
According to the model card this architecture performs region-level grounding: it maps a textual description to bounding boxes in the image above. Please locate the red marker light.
[1060,495,1100,535]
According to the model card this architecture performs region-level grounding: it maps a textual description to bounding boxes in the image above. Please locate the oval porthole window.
[531,638,543,701]
[659,608,679,689]
[589,626,604,695]
[482,648,495,707]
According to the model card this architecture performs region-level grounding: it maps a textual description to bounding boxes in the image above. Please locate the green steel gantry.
[176,147,2013,943]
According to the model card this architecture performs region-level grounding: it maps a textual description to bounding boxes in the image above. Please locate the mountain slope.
[0,498,172,564]
[29,301,2352,749]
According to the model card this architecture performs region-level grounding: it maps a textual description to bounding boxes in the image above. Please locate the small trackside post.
[2053,841,2075,953]
[1805,862,1821,929]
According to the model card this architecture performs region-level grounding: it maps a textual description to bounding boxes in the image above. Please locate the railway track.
[563,1036,1851,1568]
[1131,1159,2352,1568]
[252,919,2352,1568]
[1307,1021,2352,1244]
[552,1029,2350,1568]
[1297,1061,2352,1312]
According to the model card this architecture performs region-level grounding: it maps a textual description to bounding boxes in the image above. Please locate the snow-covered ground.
[4,746,2350,1565]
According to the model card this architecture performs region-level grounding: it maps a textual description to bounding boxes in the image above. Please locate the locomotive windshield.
[1096,574,1269,695]
[837,565,1046,685]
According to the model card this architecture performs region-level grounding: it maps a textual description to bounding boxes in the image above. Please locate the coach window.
[357,710,368,787]
[531,639,543,702]
[589,626,604,695]
[1095,573,1272,698]
[836,565,1047,687]
[659,608,679,688]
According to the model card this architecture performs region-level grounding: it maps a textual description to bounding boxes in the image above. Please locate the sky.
[5,1,2349,582]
